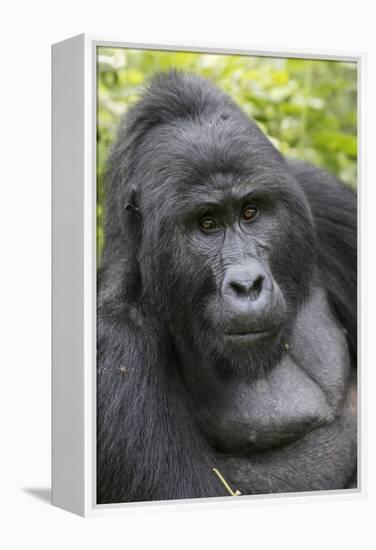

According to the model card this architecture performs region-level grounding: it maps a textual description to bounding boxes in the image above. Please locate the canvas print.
[96,47,357,504]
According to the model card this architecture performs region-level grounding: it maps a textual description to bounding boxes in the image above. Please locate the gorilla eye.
[199,217,220,233]
[241,204,258,223]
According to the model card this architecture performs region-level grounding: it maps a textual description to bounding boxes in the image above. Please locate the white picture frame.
[52,34,365,517]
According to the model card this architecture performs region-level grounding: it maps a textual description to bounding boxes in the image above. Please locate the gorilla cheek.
[268,220,316,302]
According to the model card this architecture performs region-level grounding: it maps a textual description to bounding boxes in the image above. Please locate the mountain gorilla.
[97,70,357,504]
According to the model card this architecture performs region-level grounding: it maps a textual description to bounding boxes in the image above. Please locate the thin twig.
[213,468,242,496]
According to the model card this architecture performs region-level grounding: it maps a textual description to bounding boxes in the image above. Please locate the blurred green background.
[97,47,357,264]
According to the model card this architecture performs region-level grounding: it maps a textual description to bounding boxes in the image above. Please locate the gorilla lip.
[223,329,272,340]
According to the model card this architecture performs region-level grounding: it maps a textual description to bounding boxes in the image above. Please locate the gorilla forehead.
[137,113,289,209]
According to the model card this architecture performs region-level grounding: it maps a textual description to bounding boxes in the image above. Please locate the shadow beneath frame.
[23,487,51,504]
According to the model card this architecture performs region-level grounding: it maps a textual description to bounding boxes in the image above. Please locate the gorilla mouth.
[223,329,273,341]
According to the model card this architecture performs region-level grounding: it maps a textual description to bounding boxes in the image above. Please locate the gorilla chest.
[198,356,334,453]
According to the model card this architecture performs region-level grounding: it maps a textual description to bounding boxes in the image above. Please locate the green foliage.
[97,48,357,263]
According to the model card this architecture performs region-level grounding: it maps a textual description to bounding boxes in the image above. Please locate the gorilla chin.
[202,261,288,368]
[97,70,357,504]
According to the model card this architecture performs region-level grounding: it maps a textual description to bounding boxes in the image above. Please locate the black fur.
[97,71,357,504]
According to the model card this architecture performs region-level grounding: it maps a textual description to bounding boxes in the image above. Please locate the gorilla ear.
[99,181,143,307]
[124,187,141,218]
[117,185,143,300]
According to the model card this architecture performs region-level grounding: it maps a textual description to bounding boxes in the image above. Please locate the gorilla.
[97,70,357,504]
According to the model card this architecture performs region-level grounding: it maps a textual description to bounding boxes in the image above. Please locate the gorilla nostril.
[250,275,264,300]
[229,275,264,300]
[229,280,249,297]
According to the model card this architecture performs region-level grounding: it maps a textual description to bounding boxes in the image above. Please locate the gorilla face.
[133,111,316,373]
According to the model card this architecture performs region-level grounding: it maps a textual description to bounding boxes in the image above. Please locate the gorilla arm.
[96,302,227,504]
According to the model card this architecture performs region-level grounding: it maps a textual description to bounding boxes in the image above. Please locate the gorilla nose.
[222,264,271,304]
